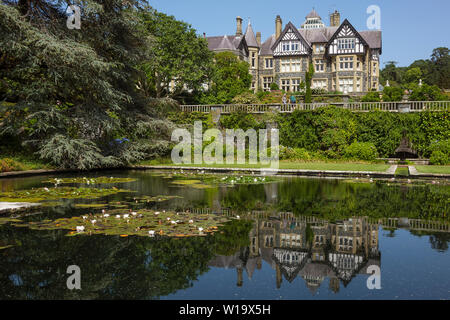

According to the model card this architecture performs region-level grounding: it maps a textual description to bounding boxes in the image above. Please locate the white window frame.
[339,56,354,70]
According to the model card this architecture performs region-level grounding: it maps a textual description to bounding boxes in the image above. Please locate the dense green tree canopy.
[0,1,175,169]
[200,51,252,104]
[138,9,214,99]
[380,47,450,89]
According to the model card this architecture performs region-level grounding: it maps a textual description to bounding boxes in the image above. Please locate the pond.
[0,170,449,300]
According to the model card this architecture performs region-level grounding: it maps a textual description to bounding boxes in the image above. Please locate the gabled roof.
[244,21,259,48]
[270,21,312,52]
[325,19,369,49]
[260,34,276,55]
[359,30,382,53]
[206,35,248,53]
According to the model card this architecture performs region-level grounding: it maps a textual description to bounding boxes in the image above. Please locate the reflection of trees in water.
[221,179,449,221]
[429,233,450,252]
[0,219,252,299]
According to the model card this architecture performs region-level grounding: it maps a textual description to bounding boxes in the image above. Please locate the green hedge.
[170,106,450,160]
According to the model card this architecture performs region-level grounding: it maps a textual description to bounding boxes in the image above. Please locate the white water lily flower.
[171,221,177,224]
[76,226,85,232]
[44,187,50,192]
[167,217,171,221]
[236,215,240,219]
[131,212,137,216]
[82,216,87,220]
[91,220,96,224]
[148,230,155,237]
[116,215,121,219]
[198,227,204,232]
[154,212,160,215]
[103,214,109,218]
[123,214,129,218]
[189,220,194,224]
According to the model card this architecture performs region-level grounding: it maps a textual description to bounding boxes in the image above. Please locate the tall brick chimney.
[236,16,243,36]
[276,15,282,39]
[330,10,340,27]
[256,31,261,47]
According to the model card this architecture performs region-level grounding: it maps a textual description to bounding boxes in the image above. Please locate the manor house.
[206,9,382,93]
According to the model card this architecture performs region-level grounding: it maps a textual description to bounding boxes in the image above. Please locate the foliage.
[428,139,450,165]
[220,111,264,131]
[231,92,259,104]
[278,146,312,161]
[344,142,379,161]
[361,91,381,102]
[270,82,279,91]
[200,52,252,104]
[0,158,25,172]
[137,9,213,98]
[304,63,314,103]
[382,86,404,102]
[380,48,450,89]
[0,2,175,170]
[409,83,446,101]
[168,111,213,130]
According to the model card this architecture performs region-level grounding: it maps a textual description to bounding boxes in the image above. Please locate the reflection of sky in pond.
[0,170,449,299]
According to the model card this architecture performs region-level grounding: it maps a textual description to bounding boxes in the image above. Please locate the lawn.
[415,165,450,174]
[139,159,391,172]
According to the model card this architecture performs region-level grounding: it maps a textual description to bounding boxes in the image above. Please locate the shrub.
[344,142,379,161]
[231,92,259,104]
[428,139,450,164]
[361,91,381,102]
[0,158,25,172]
[382,86,403,102]
[278,146,311,160]
[270,82,279,91]
[220,111,263,131]
[429,151,449,165]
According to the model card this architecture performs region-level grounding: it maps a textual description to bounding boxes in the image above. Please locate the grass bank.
[140,159,391,172]
[415,165,450,174]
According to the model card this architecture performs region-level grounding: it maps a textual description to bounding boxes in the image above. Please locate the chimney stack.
[203,32,206,39]
[275,15,282,39]
[236,16,243,36]
[330,10,340,27]
[256,31,261,47]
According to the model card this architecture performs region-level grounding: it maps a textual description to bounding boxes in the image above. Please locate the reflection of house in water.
[209,212,381,294]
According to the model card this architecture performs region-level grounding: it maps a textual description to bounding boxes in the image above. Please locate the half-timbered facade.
[206,9,382,93]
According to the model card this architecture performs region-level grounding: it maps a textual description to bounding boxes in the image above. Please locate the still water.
[0,170,449,300]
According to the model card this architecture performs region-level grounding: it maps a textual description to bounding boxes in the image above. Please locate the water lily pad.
[43,177,137,185]
[0,187,132,203]
[13,209,230,238]
[0,217,22,225]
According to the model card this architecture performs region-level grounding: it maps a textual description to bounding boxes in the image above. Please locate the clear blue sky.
[149,0,450,67]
